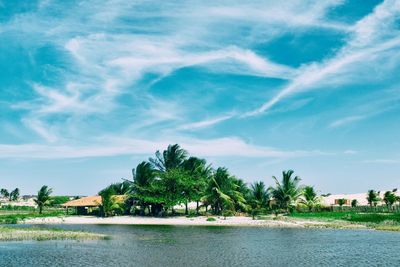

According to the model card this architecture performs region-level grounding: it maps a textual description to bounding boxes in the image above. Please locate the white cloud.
[344,150,357,155]
[178,115,234,130]
[329,115,365,128]
[21,118,58,143]
[0,136,327,160]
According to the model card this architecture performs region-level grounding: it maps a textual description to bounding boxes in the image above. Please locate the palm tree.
[249,181,270,208]
[337,198,346,211]
[270,170,303,213]
[182,157,212,215]
[351,199,358,208]
[34,186,53,214]
[248,181,269,219]
[149,144,188,172]
[300,186,319,212]
[131,161,156,215]
[202,167,246,215]
[383,190,397,210]
[367,190,380,207]
[99,187,116,217]
[0,189,9,199]
[10,188,20,201]
[106,181,131,195]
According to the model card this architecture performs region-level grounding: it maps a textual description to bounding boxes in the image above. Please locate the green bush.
[206,217,216,222]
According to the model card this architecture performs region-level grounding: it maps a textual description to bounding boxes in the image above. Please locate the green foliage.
[149,144,188,172]
[383,190,397,208]
[0,189,9,199]
[367,190,380,207]
[247,181,270,217]
[131,161,156,215]
[129,146,214,216]
[99,187,116,217]
[337,198,346,207]
[0,210,66,224]
[10,188,19,201]
[50,196,70,206]
[34,185,53,214]
[202,167,246,215]
[206,217,216,222]
[0,188,19,201]
[270,170,303,213]
[351,199,358,208]
[300,186,319,211]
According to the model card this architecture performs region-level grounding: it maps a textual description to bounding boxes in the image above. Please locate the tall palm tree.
[99,186,116,217]
[182,157,212,215]
[383,190,397,210]
[300,186,319,212]
[34,186,53,214]
[366,190,380,207]
[10,188,20,201]
[202,167,246,215]
[149,144,188,172]
[337,198,346,211]
[0,189,9,199]
[249,181,270,208]
[270,170,303,213]
[131,161,156,215]
[351,199,358,208]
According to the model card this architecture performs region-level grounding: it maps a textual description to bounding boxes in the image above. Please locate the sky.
[1,0,400,195]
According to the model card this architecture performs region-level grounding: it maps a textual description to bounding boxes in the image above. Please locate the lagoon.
[1,225,400,266]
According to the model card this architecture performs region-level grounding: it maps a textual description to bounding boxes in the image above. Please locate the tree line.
[99,144,320,217]
[0,188,20,201]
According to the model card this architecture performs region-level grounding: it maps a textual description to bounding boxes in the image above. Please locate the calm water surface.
[0,224,399,267]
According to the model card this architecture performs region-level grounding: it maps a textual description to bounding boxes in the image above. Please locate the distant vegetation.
[3,143,400,231]
[0,188,20,201]
[97,144,400,218]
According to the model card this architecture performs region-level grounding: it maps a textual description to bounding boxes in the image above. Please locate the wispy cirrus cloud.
[0,136,327,160]
[245,0,400,117]
[177,114,234,131]
[329,87,400,128]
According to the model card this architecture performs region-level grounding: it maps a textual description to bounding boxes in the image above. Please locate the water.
[0,225,399,267]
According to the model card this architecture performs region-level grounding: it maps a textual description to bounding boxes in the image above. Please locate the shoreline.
[21,215,369,230]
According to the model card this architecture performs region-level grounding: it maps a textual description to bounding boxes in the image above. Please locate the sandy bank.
[21,215,363,229]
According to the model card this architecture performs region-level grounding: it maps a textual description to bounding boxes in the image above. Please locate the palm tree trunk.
[185,200,188,215]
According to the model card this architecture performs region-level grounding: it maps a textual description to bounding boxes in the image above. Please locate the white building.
[321,190,399,206]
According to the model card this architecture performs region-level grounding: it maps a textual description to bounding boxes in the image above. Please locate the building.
[321,190,399,206]
[62,196,102,215]
[62,195,128,215]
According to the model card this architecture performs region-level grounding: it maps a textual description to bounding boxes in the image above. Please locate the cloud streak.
[245,0,400,117]
[0,137,327,160]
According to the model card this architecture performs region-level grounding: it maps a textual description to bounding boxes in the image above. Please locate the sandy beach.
[21,215,362,229]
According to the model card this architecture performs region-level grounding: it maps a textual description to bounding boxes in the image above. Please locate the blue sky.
[1,0,400,195]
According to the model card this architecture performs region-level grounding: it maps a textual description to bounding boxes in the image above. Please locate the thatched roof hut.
[62,196,102,207]
[62,195,128,215]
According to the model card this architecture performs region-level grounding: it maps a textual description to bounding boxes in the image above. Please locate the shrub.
[206,217,216,222]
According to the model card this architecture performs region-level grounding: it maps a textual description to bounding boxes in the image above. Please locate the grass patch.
[0,210,68,224]
[206,217,216,222]
[290,211,400,232]
[374,225,400,232]
[0,226,108,241]
[291,212,400,224]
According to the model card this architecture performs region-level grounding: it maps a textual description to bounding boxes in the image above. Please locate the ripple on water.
[1,225,400,267]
